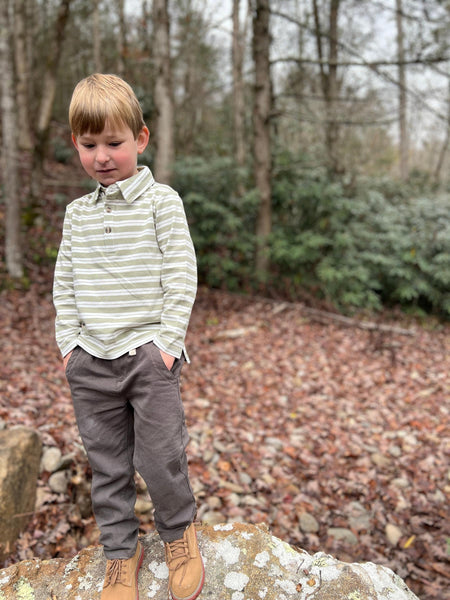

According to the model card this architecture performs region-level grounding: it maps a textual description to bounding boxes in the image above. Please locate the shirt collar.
[92,166,154,204]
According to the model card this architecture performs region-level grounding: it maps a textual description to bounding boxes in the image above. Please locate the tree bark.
[232,0,247,186]
[116,0,126,76]
[252,0,272,277]
[92,0,102,72]
[152,0,175,184]
[434,74,450,183]
[14,0,33,151]
[313,0,341,175]
[32,0,71,199]
[1,0,23,278]
[396,0,409,180]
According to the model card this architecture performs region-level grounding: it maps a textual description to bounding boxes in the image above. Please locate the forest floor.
[0,270,448,599]
[0,163,449,599]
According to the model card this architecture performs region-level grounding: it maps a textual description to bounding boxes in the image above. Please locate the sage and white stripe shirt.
[53,166,197,360]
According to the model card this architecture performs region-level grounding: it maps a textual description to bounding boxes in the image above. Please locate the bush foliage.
[173,156,450,317]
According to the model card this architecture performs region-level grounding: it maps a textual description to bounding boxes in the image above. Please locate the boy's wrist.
[159,349,175,370]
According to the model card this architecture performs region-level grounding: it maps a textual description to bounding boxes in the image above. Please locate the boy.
[53,73,204,600]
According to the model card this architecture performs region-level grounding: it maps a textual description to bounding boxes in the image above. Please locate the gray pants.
[65,342,197,559]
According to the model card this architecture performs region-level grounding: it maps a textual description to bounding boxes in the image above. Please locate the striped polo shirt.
[53,166,197,360]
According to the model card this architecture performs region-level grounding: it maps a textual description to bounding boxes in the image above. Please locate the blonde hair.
[69,73,145,138]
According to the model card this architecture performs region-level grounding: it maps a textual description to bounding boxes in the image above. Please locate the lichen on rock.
[0,522,420,600]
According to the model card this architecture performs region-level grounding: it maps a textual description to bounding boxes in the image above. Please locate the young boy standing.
[53,73,204,600]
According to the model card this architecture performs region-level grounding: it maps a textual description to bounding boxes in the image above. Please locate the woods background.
[0,3,449,599]
[1,0,449,317]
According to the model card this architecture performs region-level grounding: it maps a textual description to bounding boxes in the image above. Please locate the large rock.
[0,427,42,562]
[0,522,419,599]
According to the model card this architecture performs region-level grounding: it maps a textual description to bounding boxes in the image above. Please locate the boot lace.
[105,559,128,585]
[166,536,190,569]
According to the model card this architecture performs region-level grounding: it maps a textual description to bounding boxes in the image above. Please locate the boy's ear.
[137,126,150,154]
[71,134,79,150]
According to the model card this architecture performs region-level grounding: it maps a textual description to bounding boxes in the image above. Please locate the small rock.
[371,452,390,468]
[135,497,153,514]
[203,449,214,463]
[227,493,241,507]
[388,445,402,458]
[347,501,371,532]
[41,447,62,473]
[385,523,402,546]
[265,437,283,449]
[201,511,226,526]
[238,472,252,486]
[390,477,410,489]
[327,528,358,545]
[206,496,222,510]
[299,512,319,533]
[48,471,69,494]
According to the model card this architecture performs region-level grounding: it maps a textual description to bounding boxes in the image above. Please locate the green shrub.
[172,157,257,290]
[270,166,450,316]
[172,154,449,317]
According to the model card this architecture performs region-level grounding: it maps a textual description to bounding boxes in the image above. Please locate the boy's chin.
[95,172,119,186]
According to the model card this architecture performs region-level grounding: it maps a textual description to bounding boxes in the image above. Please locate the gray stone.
[327,527,358,545]
[40,447,62,473]
[0,522,420,600]
[347,501,372,532]
[299,512,320,533]
[48,471,69,495]
[385,523,403,546]
[0,427,42,561]
[135,497,153,514]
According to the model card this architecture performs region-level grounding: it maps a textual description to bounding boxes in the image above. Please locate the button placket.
[103,202,114,245]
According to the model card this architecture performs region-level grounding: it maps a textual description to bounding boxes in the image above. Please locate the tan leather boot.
[101,541,144,600]
[165,524,205,600]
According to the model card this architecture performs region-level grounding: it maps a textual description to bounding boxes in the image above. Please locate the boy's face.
[72,120,149,187]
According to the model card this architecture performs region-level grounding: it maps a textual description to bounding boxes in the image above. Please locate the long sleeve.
[53,207,81,357]
[152,191,197,358]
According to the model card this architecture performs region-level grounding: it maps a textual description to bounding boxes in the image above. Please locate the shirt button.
[106,206,112,213]
[105,227,112,234]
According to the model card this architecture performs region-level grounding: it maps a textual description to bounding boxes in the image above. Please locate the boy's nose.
[95,147,110,163]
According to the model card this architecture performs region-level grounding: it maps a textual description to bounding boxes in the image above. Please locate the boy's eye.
[82,143,95,149]
[110,142,122,147]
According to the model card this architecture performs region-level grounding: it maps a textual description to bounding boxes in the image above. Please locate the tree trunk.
[232,0,247,189]
[326,0,340,174]
[152,0,175,184]
[1,0,23,278]
[92,0,102,72]
[116,0,126,76]
[32,0,71,199]
[14,0,33,151]
[313,0,341,175]
[252,0,272,278]
[396,0,409,180]
[434,75,450,183]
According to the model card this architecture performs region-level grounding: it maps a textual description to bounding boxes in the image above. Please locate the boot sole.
[135,544,144,600]
[170,560,205,600]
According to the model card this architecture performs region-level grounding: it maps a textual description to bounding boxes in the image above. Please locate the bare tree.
[396,0,409,180]
[116,0,126,76]
[33,0,72,198]
[14,0,33,152]
[1,0,23,278]
[312,0,341,175]
[152,0,175,184]
[93,0,102,72]
[232,0,248,186]
[252,0,272,277]
[434,74,450,183]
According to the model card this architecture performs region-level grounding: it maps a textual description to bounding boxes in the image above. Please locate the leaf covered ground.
[0,270,448,599]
